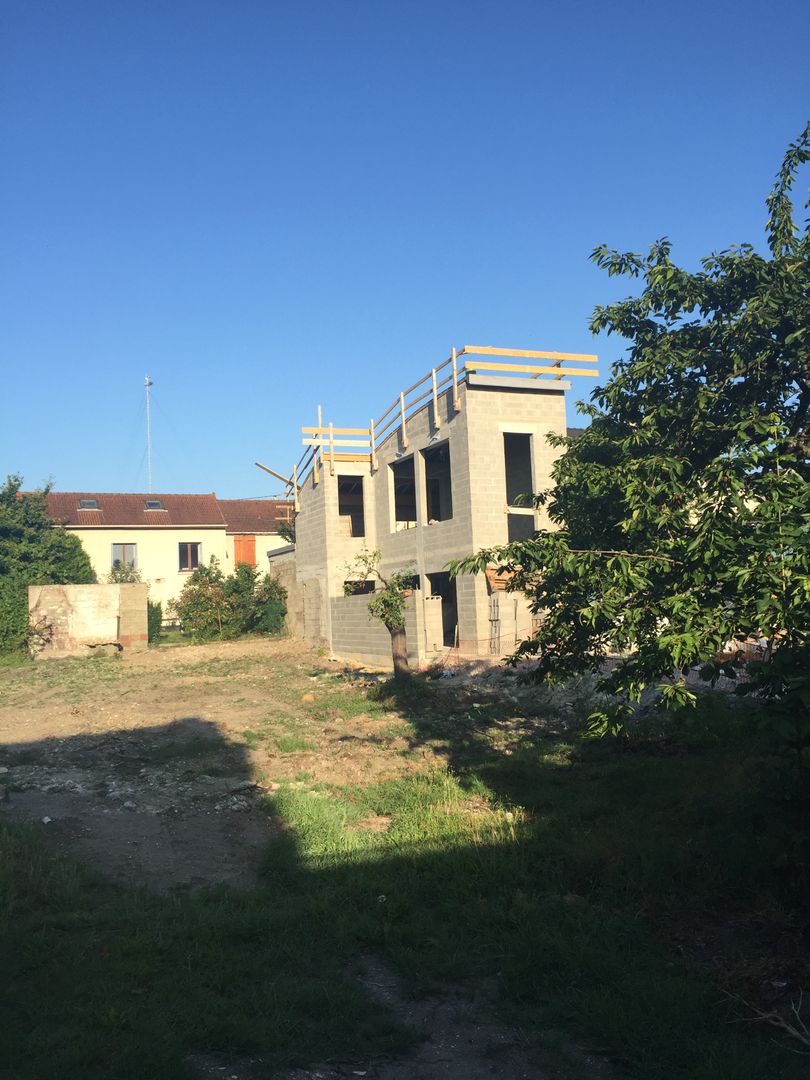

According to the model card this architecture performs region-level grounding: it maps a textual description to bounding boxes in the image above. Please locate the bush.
[147,601,163,643]
[168,559,287,641]
[254,573,287,635]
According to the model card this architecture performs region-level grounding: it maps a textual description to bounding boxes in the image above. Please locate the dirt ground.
[0,639,434,890]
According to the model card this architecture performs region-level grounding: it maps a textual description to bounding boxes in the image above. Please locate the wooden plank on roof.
[301,426,370,436]
[462,346,598,363]
[302,438,371,448]
[464,361,599,377]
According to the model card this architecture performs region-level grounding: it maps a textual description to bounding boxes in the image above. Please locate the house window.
[179,542,201,572]
[111,543,137,571]
[79,499,99,510]
[337,476,365,537]
[391,458,417,530]
[504,434,535,541]
[144,499,165,511]
[504,433,534,505]
[423,443,453,522]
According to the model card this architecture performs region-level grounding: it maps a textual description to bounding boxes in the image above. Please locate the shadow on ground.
[1,717,272,890]
[1,678,804,1080]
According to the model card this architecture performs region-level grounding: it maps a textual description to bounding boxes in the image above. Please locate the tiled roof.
[216,498,293,534]
[46,492,226,528]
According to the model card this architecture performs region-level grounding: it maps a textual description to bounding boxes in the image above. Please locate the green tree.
[0,475,96,653]
[345,549,413,680]
[454,124,810,752]
[169,558,287,640]
[168,558,234,640]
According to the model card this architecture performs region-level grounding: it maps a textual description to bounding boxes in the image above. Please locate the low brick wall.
[28,583,148,659]
[329,592,422,667]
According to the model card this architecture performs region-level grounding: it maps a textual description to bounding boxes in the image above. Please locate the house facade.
[46,492,291,610]
[267,345,596,666]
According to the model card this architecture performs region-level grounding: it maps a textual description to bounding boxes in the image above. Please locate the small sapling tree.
[344,548,414,681]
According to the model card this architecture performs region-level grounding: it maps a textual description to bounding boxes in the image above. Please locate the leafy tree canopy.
[455,123,810,745]
[168,558,287,641]
[0,475,96,653]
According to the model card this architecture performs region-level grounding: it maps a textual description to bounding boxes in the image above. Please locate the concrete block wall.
[329,592,422,667]
[465,382,567,548]
[28,583,148,659]
[269,553,305,639]
[487,591,537,657]
[422,595,444,655]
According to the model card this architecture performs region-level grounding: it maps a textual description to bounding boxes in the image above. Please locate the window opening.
[144,499,165,510]
[179,542,201,572]
[344,579,375,595]
[423,443,453,522]
[111,543,137,570]
[427,571,458,648]
[503,433,534,506]
[337,476,365,537]
[507,514,536,542]
[391,458,417,530]
[79,499,99,510]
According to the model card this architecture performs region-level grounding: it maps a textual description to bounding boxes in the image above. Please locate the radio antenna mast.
[144,375,153,493]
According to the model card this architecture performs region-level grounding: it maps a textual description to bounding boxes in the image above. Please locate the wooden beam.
[462,346,598,363]
[369,419,378,471]
[451,346,461,412]
[431,368,441,429]
[465,360,599,378]
[313,406,322,486]
[302,437,371,448]
[255,461,292,486]
[302,426,370,436]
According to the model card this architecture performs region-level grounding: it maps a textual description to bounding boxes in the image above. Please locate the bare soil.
[0,639,438,889]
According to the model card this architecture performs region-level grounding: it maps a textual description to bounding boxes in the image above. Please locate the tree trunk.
[389,625,410,681]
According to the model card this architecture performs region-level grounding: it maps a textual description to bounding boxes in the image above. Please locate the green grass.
[1,655,807,1080]
[274,734,315,754]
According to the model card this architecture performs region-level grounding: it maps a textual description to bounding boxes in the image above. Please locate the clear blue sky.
[2,1,808,498]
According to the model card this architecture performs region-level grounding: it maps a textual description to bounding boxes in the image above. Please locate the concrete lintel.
[466,374,571,393]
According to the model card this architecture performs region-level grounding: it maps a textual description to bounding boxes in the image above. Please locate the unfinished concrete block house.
[263,345,596,667]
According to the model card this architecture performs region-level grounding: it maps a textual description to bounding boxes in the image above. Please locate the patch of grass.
[153,629,193,646]
[306,684,387,724]
[0,651,31,669]
[274,734,315,754]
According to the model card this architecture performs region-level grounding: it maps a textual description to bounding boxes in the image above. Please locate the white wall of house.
[67,527,229,610]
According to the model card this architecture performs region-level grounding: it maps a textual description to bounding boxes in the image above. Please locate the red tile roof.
[46,492,226,528]
[216,498,293,534]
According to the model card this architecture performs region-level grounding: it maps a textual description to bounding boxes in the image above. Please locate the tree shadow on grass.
[0,707,804,1080]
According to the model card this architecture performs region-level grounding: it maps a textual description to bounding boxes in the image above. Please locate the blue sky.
[2,1,808,498]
